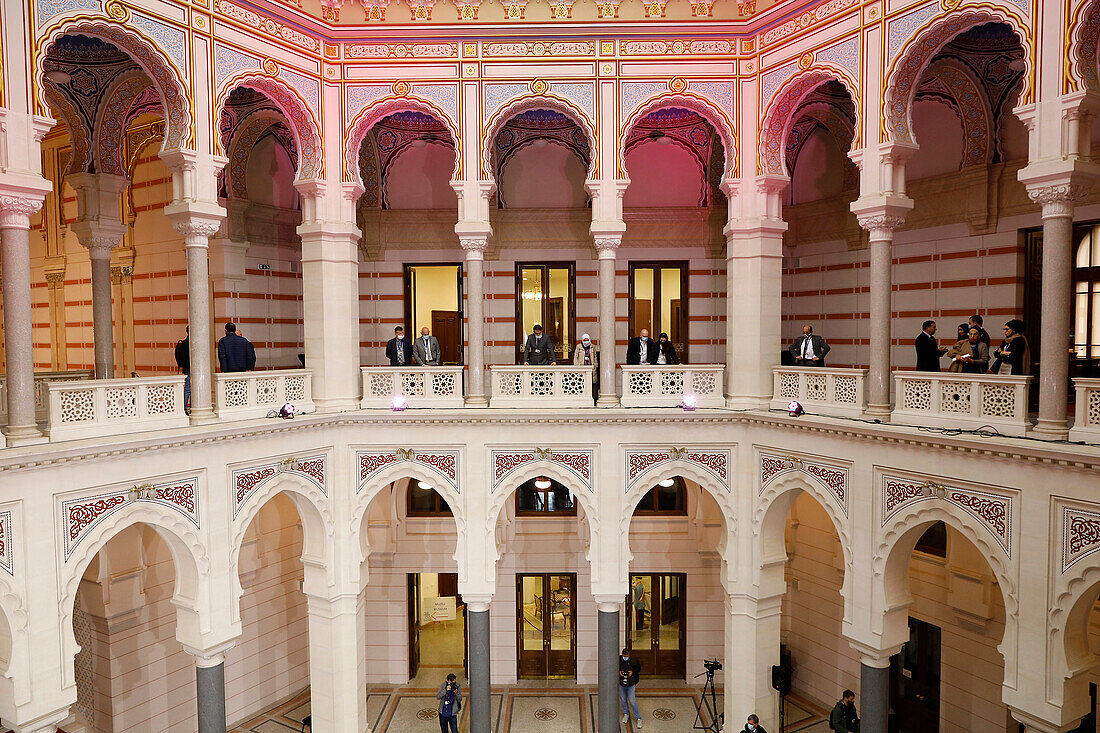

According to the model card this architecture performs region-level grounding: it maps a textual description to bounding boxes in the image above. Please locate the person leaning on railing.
[956,327,990,374]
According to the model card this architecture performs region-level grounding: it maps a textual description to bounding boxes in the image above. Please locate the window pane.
[1078,231,1093,268]
[549,576,572,650]
[660,575,681,651]
[517,485,541,512]
[548,267,571,360]
[656,483,684,512]
[1092,288,1100,358]
[630,576,652,649]
[1092,226,1100,266]
[547,485,574,512]
[522,576,544,650]
[634,268,654,335]
[660,267,682,348]
[1076,289,1090,358]
[520,268,544,348]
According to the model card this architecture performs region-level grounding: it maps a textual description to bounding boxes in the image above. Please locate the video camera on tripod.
[693,659,723,732]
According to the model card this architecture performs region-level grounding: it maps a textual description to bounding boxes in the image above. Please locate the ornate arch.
[785,102,857,183]
[482,94,598,182]
[38,19,191,151]
[230,472,331,582]
[43,86,91,174]
[0,573,29,716]
[488,459,598,538]
[620,92,737,180]
[622,460,732,533]
[345,96,461,184]
[759,67,861,176]
[225,110,289,199]
[354,461,465,542]
[917,58,993,168]
[216,74,322,182]
[883,7,1033,146]
[59,503,207,689]
[94,68,153,176]
[380,139,456,208]
[1070,0,1100,92]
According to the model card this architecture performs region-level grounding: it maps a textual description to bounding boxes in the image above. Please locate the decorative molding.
[61,477,199,559]
[626,447,731,492]
[0,511,15,576]
[231,454,326,517]
[491,448,593,492]
[356,448,460,493]
[759,450,847,515]
[758,0,859,49]
[1026,183,1089,216]
[1062,504,1100,572]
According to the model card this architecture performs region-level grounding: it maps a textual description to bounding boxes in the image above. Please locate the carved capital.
[856,214,906,238]
[1026,183,1089,218]
[460,236,488,255]
[0,194,44,229]
[44,271,66,288]
[172,219,221,246]
[80,233,122,259]
[594,236,621,253]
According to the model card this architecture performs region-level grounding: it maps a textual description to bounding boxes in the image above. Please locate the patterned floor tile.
[505,693,584,733]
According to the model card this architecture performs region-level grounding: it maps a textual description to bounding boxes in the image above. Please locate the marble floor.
[228,683,829,733]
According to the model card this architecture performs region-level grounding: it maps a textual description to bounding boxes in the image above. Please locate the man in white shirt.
[788,324,831,367]
[413,326,441,366]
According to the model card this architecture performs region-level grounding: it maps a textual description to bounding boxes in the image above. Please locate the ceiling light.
[418,480,433,490]
[411,139,428,148]
[532,138,549,148]
[45,70,71,85]
[658,478,676,488]
[655,135,673,145]
[534,477,551,489]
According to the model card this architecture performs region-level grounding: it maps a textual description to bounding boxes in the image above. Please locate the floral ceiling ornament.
[530,79,549,94]
[669,77,687,93]
[393,80,411,96]
[105,1,129,20]
[262,58,279,75]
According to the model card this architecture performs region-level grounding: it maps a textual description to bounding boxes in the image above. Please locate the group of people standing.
[915,314,1030,375]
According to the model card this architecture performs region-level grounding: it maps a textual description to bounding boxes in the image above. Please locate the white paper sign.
[428,595,456,622]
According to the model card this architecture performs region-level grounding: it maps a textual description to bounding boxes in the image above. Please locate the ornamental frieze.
[1062,504,1100,573]
[880,474,1013,558]
[0,511,14,576]
[61,478,199,559]
[759,451,847,516]
[625,447,730,492]
[491,448,593,492]
[231,455,327,517]
[357,448,460,493]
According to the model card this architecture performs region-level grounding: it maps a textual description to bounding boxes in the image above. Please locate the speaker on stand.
[771,646,793,733]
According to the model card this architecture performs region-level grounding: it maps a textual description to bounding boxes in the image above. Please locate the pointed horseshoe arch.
[883,7,1033,146]
[217,73,323,182]
[38,19,192,151]
[344,96,461,184]
[759,67,861,176]
[354,460,466,539]
[619,92,738,180]
[94,69,154,176]
[1069,0,1100,92]
[482,94,598,182]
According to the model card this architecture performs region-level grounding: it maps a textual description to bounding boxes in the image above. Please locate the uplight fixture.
[534,477,552,489]
[681,395,697,411]
[787,400,805,417]
[392,395,408,411]
[658,478,676,488]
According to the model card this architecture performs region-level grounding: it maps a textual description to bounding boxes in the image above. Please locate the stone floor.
[228,684,828,732]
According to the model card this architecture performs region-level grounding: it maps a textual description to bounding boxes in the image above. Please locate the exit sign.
[257,263,271,271]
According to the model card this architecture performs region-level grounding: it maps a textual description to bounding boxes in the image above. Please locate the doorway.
[889,617,941,732]
[626,573,687,678]
[628,262,689,362]
[515,263,575,363]
[404,264,463,364]
[517,573,577,679]
[407,572,467,682]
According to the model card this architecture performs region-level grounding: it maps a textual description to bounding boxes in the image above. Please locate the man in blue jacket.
[217,323,256,372]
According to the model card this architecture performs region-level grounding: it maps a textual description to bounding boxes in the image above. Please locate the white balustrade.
[46,375,188,441]
[1070,378,1100,443]
[489,365,595,408]
[619,365,725,408]
[215,369,315,420]
[891,372,1033,436]
[360,366,465,408]
[771,367,868,418]
[0,370,95,423]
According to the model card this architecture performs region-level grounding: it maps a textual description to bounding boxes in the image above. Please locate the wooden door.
[407,574,421,680]
[890,617,941,732]
[432,310,462,365]
[627,574,686,678]
[517,574,576,679]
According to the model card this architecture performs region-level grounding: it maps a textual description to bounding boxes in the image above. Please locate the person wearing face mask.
[572,334,600,399]
[743,713,768,733]
[655,332,679,365]
[619,647,642,728]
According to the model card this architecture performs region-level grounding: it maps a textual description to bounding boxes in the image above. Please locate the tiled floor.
[229,684,828,732]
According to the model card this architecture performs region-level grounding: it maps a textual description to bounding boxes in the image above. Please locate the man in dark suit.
[385,326,412,366]
[788,324,830,366]
[626,329,658,365]
[217,323,256,372]
[915,319,947,371]
[413,327,441,366]
[523,323,556,365]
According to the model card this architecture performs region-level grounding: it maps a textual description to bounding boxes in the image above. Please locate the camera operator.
[436,673,462,733]
[619,647,642,728]
[743,713,767,733]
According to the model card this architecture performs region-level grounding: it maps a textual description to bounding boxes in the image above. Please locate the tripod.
[692,665,723,732]
[778,691,787,733]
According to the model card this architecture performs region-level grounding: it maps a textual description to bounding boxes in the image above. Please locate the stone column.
[195,653,228,733]
[0,193,48,444]
[597,601,620,733]
[305,592,368,733]
[44,270,67,369]
[859,657,891,733]
[1027,184,1087,438]
[595,237,620,406]
[854,214,907,419]
[467,599,492,733]
[723,592,782,732]
[460,235,489,405]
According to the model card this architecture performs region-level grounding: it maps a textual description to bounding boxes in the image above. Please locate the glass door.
[627,573,686,678]
[515,264,575,363]
[517,573,576,678]
[629,262,689,362]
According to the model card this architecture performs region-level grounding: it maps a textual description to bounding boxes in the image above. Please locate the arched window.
[515,477,576,516]
[633,476,687,516]
[407,480,452,516]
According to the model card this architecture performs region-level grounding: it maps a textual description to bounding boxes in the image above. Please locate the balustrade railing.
[772,367,867,418]
[360,367,465,408]
[619,365,725,408]
[0,370,95,423]
[891,372,1033,436]
[215,369,315,420]
[489,365,595,408]
[1070,378,1100,442]
[46,375,188,441]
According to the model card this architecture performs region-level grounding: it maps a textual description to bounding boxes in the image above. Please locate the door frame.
[515,573,578,679]
[626,572,687,679]
[514,262,577,364]
[403,263,465,364]
[627,261,690,363]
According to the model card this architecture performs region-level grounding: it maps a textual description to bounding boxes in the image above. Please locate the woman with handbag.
[990,319,1031,375]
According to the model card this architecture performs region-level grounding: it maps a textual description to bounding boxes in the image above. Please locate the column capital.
[593,235,621,259]
[183,640,236,668]
[593,594,623,612]
[460,235,489,259]
[463,595,493,612]
[168,213,224,247]
[0,192,46,229]
[848,639,902,668]
[73,229,125,259]
[851,194,914,237]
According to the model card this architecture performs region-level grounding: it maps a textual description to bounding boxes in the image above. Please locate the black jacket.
[619,655,641,687]
[914,331,942,372]
[829,700,858,732]
[217,332,256,372]
[743,726,768,733]
[656,340,680,365]
[385,336,413,366]
[175,337,190,374]
[626,337,658,365]
[524,334,556,365]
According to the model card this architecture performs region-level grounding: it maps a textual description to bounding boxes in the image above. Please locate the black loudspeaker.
[772,646,793,696]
